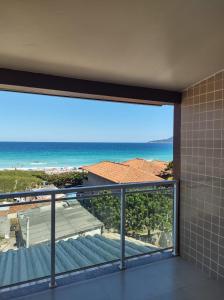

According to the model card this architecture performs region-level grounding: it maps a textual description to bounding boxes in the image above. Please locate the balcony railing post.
[49,193,56,288]
[119,187,126,270]
[172,182,178,256]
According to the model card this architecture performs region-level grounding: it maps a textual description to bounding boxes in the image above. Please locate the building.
[81,159,166,186]
[0,214,10,240]
[17,201,103,247]
[29,184,66,201]
[0,185,63,244]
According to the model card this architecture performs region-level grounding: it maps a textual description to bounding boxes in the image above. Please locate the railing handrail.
[0,180,176,201]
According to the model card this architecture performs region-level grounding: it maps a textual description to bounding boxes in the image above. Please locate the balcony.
[2,257,224,299]
[15,257,224,300]
[0,181,177,298]
[1,181,224,300]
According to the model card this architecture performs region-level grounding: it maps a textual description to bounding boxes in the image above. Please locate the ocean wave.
[30,162,47,165]
[0,166,78,171]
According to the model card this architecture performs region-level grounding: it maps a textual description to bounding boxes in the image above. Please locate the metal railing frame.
[0,180,177,289]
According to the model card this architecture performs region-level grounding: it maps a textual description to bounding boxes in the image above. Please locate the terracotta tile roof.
[0,188,63,217]
[0,210,9,217]
[0,204,34,217]
[0,203,49,217]
[81,159,165,183]
[123,158,167,176]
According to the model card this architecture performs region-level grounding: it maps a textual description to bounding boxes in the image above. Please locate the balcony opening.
[0,90,176,293]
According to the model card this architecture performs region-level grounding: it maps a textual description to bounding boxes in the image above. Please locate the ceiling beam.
[0,68,181,104]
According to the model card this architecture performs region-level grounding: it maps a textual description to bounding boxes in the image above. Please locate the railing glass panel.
[55,190,121,275]
[0,196,51,287]
[124,184,174,258]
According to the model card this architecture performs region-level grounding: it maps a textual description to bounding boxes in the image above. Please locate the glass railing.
[0,180,177,288]
[55,190,121,275]
[0,196,52,287]
[124,185,174,259]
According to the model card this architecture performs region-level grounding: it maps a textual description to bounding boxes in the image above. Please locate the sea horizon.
[0,141,173,170]
[0,140,166,144]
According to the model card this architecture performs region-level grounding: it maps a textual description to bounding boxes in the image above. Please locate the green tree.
[81,188,173,239]
[125,191,172,237]
[160,161,173,180]
[36,171,87,188]
[83,191,120,231]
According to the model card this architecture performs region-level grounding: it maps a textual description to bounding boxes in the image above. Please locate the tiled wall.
[180,70,224,279]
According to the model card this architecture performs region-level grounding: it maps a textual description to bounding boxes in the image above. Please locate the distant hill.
[147,137,173,144]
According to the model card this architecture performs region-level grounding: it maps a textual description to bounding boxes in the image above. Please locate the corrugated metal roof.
[0,234,155,287]
[18,202,103,245]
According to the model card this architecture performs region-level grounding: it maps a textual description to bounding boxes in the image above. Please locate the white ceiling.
[0,0,224,91]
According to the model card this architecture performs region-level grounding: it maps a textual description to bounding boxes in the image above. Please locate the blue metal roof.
[0,234,155,287]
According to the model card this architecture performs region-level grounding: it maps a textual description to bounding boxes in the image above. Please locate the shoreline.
[0,166,80,174]
[0,158,170,173]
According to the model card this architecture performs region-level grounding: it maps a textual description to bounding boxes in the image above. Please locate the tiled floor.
[10,257,224,300]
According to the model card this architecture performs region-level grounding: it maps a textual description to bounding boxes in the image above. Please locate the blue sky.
[0,91,173,142]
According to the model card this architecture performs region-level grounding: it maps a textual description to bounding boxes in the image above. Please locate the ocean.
[0,142,173,169]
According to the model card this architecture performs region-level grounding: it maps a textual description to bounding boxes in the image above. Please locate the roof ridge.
[101,161,129,168]
[123,157,143,163]
[114,161,129,167]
